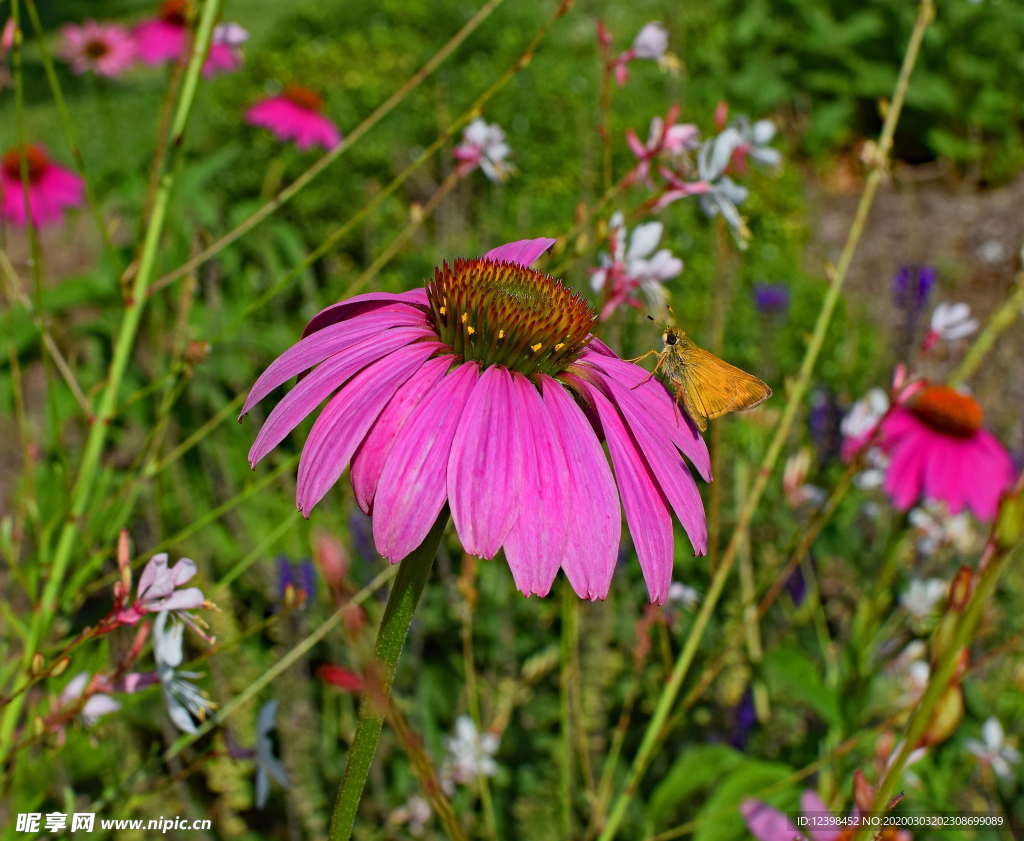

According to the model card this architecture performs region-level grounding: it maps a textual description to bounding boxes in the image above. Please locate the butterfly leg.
[629,351,667,390]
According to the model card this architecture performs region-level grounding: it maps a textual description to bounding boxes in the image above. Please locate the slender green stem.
[329,512,449,841]
[0,0,224,755]
[853,522,1023,839]
[560,580,577,838]
[948,264,1024,387]
[596,4,933,836]
[151,0,508,293]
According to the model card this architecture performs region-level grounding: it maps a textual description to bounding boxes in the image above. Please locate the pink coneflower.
[1,144,84,228]
[246,85,341,151]
[879,384,1014,521]
[242,238,710,603]
[59,20,136,77]
[134,0,242,76]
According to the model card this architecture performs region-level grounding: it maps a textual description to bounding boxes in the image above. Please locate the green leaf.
[648,744,746,825]
[763,647,841,727]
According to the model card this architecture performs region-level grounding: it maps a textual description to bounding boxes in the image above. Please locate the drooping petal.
[242,307,429,416]
[248,327,433,466]
[923,436,966,515]
[136,553,169,600]
[168,557,198,587]
[151,587,205,613]
[296,341,442,514]
[576,351,711,481]
[540,378,620,600]
[373,363,480,561]
[579,380,675,603]
[482,237,556,267]
[302,289,430,337]
[598,375,707,556]
[501,374,569,597]
[741,799,805,841]
[350,355,453,514]
[448,366,526,558]
[884,437,927,510]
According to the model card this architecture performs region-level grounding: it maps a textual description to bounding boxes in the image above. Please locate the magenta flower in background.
[242,238,710,602]
[879,384,1014,521]
[1,144,84,228]
[246,85,341,151]
[59,21,137,77]
[1,18,14,55]
[134,1,243,77]
[742,791,911,841]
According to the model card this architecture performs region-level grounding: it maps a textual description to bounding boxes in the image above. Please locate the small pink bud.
[714,100,729,131]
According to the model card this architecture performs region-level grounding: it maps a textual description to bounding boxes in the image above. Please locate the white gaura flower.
[667,581,699,610]
[631,22,668,60]
[153,611,214,734]
[453,118,514,182]
[442,715,499,791]
[841,388,890,446]
[900,577,947,621]
[60,673,120,727]
[695,129,750,241]
[966,718,1021,780]
[254,699,289,808]
[590,211,683,320]
[909,501,979,556]
[730,116,782,168]
[927,302,979,344]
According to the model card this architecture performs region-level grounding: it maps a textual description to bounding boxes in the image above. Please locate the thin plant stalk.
[596,3,934,836]
[329,512,449,841]
[0,0,224,755]
[223,0,572,318]
[948,261,1024,387]
[560,580,577,838]
[152,0,509,293]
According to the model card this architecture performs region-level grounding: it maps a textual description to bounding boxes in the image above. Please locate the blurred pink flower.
[242,238,710,602]
[134,1,243,76]
[453,118,514,182]
[60,673,121,727]
[246,85,341,151]
[626,106,699,184]
[2,17,16,54]
[742,791,910,841]
[879,384,1014,521]
[117,552,206,625]
[613,22,668,85]
[1,144,84,228]
[59,21,136,77]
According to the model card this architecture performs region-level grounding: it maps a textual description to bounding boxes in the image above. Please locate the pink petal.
[576,351,711,481]
[539,377,620,600]
[964,430,1014,520]
[302,289,430,337]
[481,238,557,267]
[598,374,707,556]
[137,554,170,600]
[168,557,197,587]
[800,791,840,841]
[923,437,965,515]
[242,307,428,416]
[884,437,926,510]
[373,362,479,561]
[741,799,805,841]
[579,380,674,603]
[248,327,432,465]
[350,354,453,514]
[501,374,569,597]
[150,587,205,613]
[448,366,526,558]
[296,341,442,514]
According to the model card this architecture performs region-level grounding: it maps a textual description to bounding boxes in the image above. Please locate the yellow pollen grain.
[439,305,447,315]
[460,312,469,324]
[530,342,542,353]
[467,325,476,336]
[497,329,505,340]
[554,342,565,351]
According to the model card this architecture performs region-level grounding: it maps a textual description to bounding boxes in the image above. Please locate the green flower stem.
[0,0,223,757]
[559,580,577,838]
[329,512,449,841]
[596,3,933,837]
[853,517,1024,840]
[949,265,1024,387]
[152,0,509,294]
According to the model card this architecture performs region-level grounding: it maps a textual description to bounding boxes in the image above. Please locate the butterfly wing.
[664,343,771,431]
